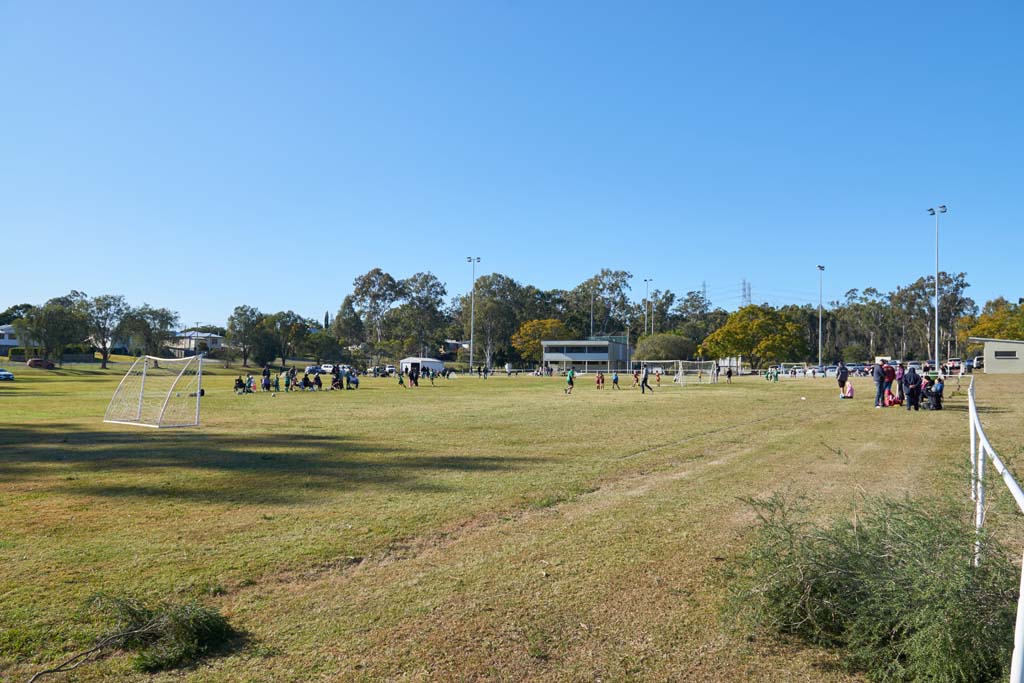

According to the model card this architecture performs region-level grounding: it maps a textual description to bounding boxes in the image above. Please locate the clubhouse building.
[541,336,629,373]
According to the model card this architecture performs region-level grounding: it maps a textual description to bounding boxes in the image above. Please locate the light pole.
[816,266,824,372]
[467,256,480,373]
[927,205,946,371]
[590,286,595,338]
[643,278,653,336]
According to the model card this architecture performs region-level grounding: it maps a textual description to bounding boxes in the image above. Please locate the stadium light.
[467,256,480,373]
[643,278,653,335]
[927,206,947,372]
[816,266,825,372]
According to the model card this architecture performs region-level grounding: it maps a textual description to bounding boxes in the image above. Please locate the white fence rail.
[968,377,1024,682]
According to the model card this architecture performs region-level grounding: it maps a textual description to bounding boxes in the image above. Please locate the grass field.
[1,363,1020,682]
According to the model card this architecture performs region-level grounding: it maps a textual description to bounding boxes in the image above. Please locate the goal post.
[104,355,204,428]
[631,359,717,385]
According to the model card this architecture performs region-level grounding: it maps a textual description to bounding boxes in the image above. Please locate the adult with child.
[836,361,849,398]
[872,359,886,408]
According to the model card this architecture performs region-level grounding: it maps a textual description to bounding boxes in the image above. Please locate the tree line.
[4,268,1017,369]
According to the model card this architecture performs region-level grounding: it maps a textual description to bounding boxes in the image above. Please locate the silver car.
[0,367,14,381]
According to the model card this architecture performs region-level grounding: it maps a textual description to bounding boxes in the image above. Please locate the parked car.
[973,355,984,370]
[304,365,323,375]
[0,367,14,380]
[385,364,396,375]
[946,357,963,373]
[320,364,335,374]
[907,362,922,373]
[27,358,55,369]
[964,359,974,372]
[825,365,838,377]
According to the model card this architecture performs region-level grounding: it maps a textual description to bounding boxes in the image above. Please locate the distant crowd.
[234,364,360,394]
[835,359,944,411]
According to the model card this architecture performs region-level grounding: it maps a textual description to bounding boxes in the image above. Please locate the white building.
[0,324,20,356]
[170,331,225,358]
[541,338,629,373]
[968,337,1024,374]
[399,357,445,374]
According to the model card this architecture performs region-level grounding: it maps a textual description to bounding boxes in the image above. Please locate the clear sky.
[2,1,1021,325]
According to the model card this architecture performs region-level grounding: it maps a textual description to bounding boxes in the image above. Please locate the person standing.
[611,371,620,390]
[565,366,575,394]
[883,361,896,397]
[725,367,733,384]
[895,363,906,402]
[836,361,849,398]
[713,363,720,384]
[872,359,886,408]
[640,364,654,394]
[903,366,923,411]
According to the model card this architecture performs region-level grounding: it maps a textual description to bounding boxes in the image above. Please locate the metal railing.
[968,377,1024,682]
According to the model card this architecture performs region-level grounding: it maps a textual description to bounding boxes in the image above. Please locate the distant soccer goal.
[104,355,204,428]
[632,360,717,385]
[779,362,809,377]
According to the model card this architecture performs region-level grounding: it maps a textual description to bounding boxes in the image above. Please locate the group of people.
[834,360,944,411]
[564,364,662,394]
[234,365,359,395]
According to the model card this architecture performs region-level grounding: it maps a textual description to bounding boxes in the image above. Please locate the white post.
[817,265,824,372]
[195,354,203,426]
[1011,553,1024,683]
[137,357,147,421]
[935,210,940,372]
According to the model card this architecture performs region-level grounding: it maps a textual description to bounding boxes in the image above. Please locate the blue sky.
[2,1,1021,325]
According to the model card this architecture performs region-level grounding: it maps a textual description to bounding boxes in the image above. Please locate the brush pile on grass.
[725,494,1018,682]
[86,593,235,672]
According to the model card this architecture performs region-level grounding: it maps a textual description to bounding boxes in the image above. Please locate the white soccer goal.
[632,360,717,385]
[104,355,204,428]
[779,362,809,377]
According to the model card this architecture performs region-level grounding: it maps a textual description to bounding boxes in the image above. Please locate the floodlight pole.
[467,256,480,373]
[817,265,825,372]
[643,278,652,336]
[928,206,946,372]
[590,286,594,337]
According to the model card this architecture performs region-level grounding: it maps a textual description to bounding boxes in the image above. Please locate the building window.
[994,350,1018,359]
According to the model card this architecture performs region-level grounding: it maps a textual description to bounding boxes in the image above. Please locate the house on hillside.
[169,331,225,358]
[0,324,21,356]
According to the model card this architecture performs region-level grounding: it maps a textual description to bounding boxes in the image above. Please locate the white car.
[0,367,13,381]
[321,364,335,374]
[907,362,922,372]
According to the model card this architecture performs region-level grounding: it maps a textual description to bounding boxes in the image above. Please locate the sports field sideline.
[1,366,1020,682]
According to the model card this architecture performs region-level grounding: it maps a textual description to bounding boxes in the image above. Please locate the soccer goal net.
[104,355,204,428]
[779,362,809,377]
[632,360,717,385]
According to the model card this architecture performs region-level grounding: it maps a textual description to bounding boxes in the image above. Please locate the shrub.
[724,494,1018,682]
[86,593,236,672]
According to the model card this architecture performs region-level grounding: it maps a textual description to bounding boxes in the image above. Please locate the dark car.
[27,358,55,369]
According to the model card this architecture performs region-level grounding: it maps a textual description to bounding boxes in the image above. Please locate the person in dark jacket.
[837,362,849,398]
[872,360,886,408]
[903,367,923,411]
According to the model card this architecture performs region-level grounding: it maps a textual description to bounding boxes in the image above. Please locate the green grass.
[0,365,1018,681]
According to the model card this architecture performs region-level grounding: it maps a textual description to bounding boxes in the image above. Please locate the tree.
[964,299,1024,344]
[351,268,403,343]
[304,330,342,365]
[466,273,523,367]
[122,305,180,356]
[632,333,696,361]
[389,271,448,356]
[86,294,129,368]
[511,319,568,364]
[700,304,808,370]
[226,305,264,367]
[249,326,279,367]
[332,295,365,346]
[0,303,34,326]
[266,311,309,365]
[12,293,88,362]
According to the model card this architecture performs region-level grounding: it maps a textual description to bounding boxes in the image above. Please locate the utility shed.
[968,337,1024,374]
